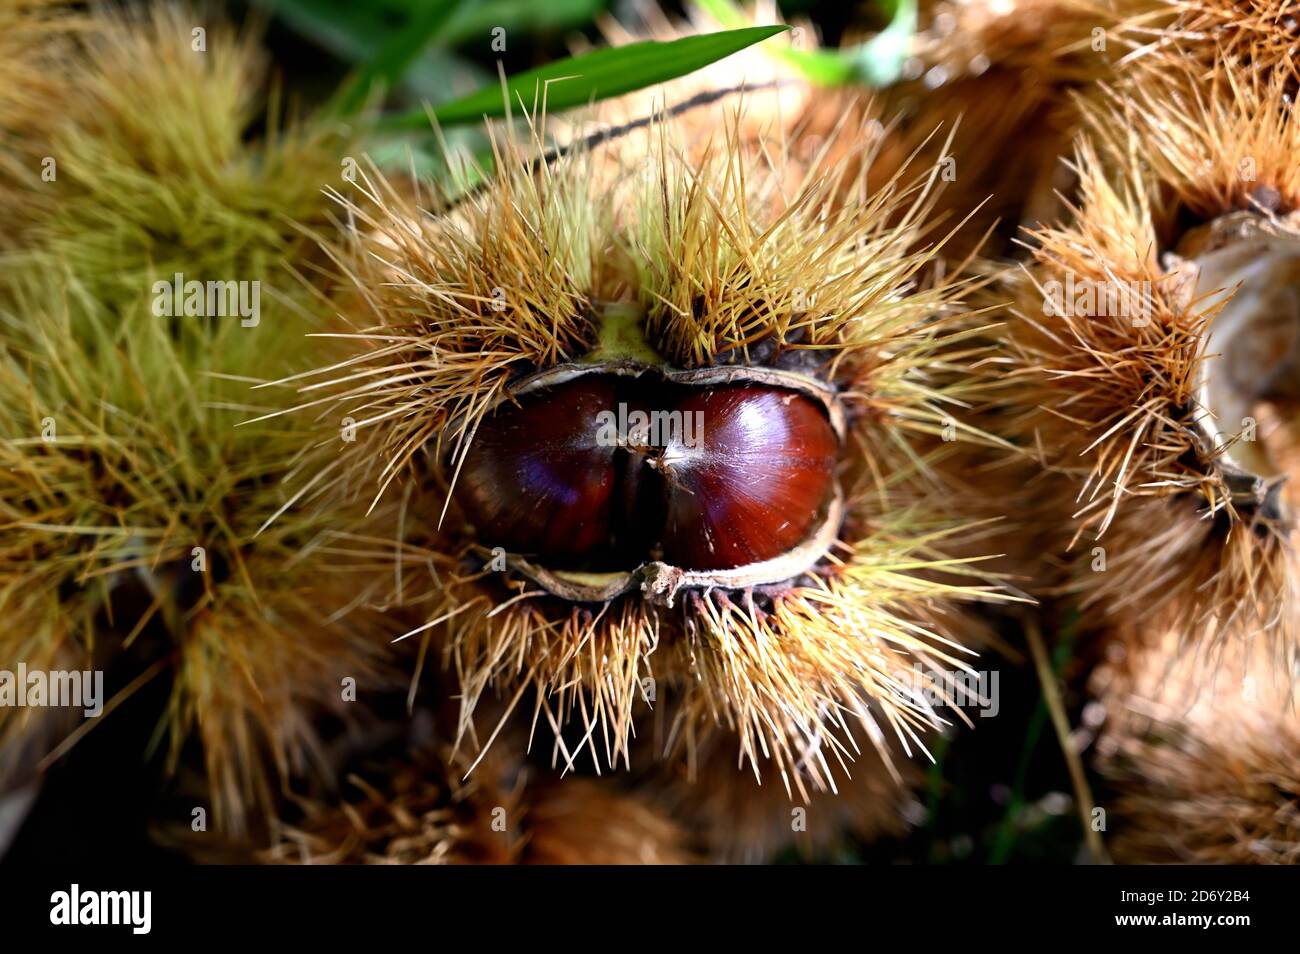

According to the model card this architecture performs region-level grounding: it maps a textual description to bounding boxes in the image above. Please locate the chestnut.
[455,371,840,578]
[655,385,838,571]
[456,376,620,564]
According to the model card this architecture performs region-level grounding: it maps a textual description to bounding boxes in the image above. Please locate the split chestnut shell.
[454,363,844,603]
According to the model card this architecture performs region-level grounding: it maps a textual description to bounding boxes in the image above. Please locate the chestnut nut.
[456,372,839,575]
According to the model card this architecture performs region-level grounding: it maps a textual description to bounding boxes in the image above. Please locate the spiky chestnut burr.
[1100,0,1300,75]
[996,53,1299,659]
[630,690,924,863]
[0,0,81,235]
[178,695,696,865]
[0,7,390,836]
[1091,626,1300,863]
[857,0,1122,259]
[270,105,1008,797]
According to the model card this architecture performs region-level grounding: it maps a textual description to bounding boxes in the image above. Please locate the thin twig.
[1025,617,1109,864]
[448,80,792,208]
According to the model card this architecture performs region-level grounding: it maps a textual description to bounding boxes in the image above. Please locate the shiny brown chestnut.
[655,385,838,571]
[454,369,840,581]
[456,376,620,564]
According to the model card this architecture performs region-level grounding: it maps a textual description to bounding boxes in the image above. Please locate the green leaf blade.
[384,24,791,130]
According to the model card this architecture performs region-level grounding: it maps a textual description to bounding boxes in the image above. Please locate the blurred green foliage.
[254,0,607,103]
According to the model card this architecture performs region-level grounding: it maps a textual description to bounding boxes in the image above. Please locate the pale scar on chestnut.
[453,361,846,607]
